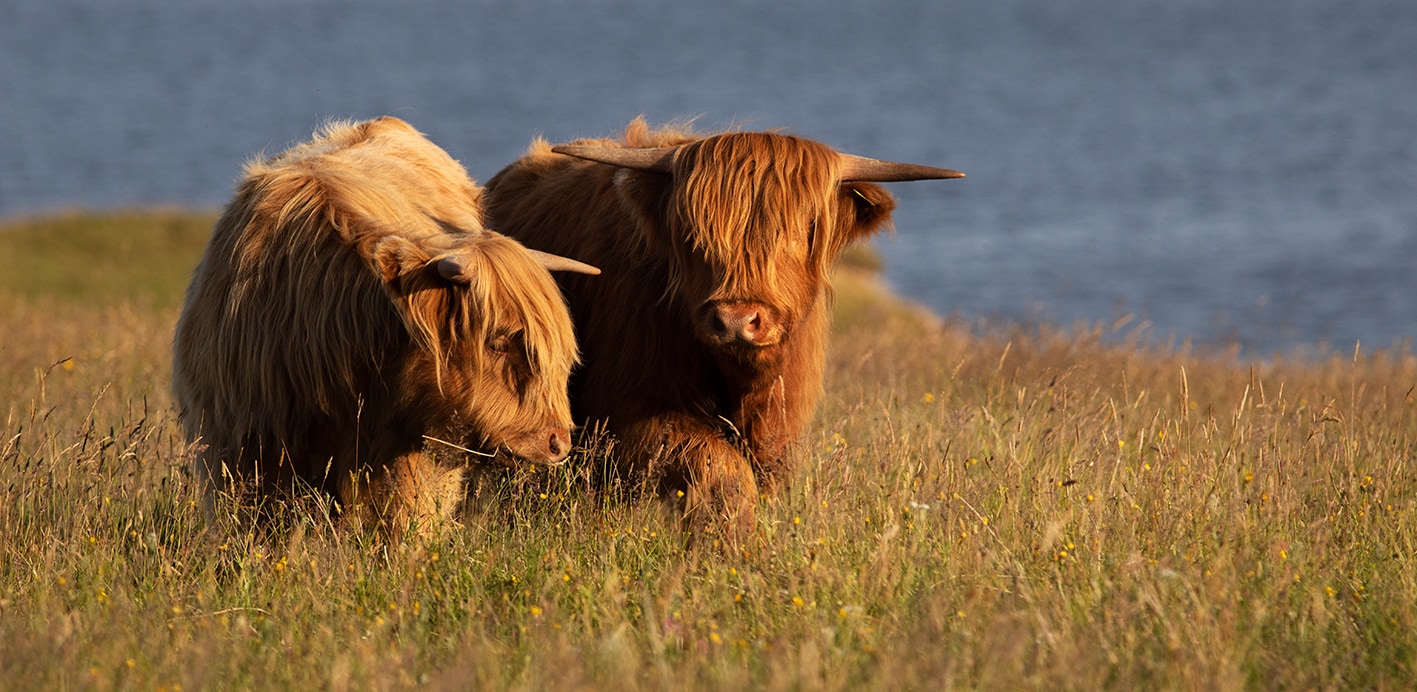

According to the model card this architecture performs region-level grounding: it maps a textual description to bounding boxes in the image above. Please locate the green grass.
[0,210,216,308]
[3,210,1416,689]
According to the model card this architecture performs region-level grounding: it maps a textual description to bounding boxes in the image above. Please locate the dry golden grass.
[2,212,1415,689]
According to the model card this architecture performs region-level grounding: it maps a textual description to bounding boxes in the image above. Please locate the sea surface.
[4,0,1415,356]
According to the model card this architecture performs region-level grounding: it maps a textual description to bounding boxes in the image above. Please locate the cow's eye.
[488,334,513,355]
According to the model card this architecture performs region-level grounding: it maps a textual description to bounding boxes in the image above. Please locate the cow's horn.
[838,153,965,183]
[436,255,472,284]
[552,145,677,173]
[529,249,601,275]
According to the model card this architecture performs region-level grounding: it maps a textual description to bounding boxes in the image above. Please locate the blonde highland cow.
[173,117,597,537]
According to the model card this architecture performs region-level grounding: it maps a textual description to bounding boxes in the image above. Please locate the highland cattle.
[484,118,962,537]
[173,116,597,536]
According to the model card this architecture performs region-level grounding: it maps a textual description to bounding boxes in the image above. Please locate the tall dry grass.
[2,212,1415,689]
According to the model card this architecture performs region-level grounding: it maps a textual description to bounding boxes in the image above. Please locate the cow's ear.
[613,169,676,253]
[371,236,432,286]
[841,183,897,241]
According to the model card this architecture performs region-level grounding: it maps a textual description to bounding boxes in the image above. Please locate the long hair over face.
[387,233,579,426]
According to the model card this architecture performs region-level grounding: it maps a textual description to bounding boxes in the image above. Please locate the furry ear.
[371,236,433,286]
[613,168,676,255]
[841,183,897,242]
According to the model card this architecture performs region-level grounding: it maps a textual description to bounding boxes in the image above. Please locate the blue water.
[3,0,1415,356]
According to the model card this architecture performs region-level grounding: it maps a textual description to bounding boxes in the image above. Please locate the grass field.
[2,211,1415,689]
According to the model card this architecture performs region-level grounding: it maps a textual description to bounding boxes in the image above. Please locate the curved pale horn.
[551,145,677,173]
[838,153,965,182]
[529,249,601,275]
[438,251,600,281]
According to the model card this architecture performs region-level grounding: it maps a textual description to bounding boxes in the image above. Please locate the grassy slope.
[2,211,1415,690]
[0,210,216,308]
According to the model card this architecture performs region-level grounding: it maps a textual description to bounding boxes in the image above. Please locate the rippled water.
[3,0,1414,355]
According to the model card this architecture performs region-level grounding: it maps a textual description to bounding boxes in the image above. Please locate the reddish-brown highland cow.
[484,118,962,536]
[172,116,598,537]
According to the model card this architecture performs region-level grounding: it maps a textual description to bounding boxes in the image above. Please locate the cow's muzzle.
[697,300,781,348]
[500,426,572,466]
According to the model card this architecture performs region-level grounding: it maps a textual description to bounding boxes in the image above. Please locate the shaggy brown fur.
[485,118,956,538]
[173,116,589,537]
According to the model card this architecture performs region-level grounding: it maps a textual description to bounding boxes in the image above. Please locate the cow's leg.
[337,452,465,539]
[681,436,760,545]
[189,445,229,523]
[619,415,760,543]
[382,452,467,538]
